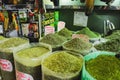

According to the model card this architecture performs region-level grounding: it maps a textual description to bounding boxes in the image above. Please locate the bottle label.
[16,70,34,80]
[0,59,13,72]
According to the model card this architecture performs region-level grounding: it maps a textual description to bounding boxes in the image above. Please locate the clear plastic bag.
[42,51,84,80]
[14,43,52,80]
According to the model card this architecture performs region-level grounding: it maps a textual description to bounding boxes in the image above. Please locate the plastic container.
[0,37,28,80]
[82,51,115,80]
[42,51,84,80]
[14,43,52,80]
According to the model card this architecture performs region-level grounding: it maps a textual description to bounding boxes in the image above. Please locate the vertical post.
[38,12,42,38]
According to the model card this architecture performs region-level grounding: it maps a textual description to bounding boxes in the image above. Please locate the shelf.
[46,6,120,11]
[0,4,34,10]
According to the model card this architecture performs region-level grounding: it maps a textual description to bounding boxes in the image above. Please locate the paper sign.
[44,26,55,35]
[73,12,88,27]
[0,25,3,34]
[0,59,13,72]
[57,21,65,31]
[16,70,34,80]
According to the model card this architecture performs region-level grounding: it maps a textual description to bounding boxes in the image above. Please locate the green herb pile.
[40,34,66,48]
[86,55,120,80]
[76,27,100,38]
[57,28,73,39]
[95,38,120,52]
[0,36,5,40]
[43,51,83,74]
[16,47,49,58]
[105,30,120,40]
[0,37,27,48]
[63,38,92,53]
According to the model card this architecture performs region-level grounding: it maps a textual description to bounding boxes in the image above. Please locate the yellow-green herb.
[0,36,5,40]
[86,55,120,80]
[105,30,120,40]
[43,51,83,74]
[76,27,100,38]
[95,38,120,52]
[40,34,66,48]
[16,47,49,58]
[57,28,72,39]
[0,37,27,48]
[63,38,92,53]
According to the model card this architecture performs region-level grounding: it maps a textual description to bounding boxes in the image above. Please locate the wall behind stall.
[59,9,120,34]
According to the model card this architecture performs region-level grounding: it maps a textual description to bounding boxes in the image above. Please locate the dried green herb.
[105,30,120,40]
[0,37,27,48]
[16,47,49,59]
[95,38,120,52]
[57,28,73,39]
[63,38,92,54]
[40,34,66,48]
[15,46,50,80]
[86,55,120,80]
[43,51,83,74]
[76,27,100,38]
[0,36,5,40]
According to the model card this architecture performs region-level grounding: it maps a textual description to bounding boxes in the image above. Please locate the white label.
[44,26,55,35]
[19,11,27,18]
[0,25,3,34]
[57,21,65,32]
[73,12,88,27]
[16,70,34,80]
[0,59,13,72]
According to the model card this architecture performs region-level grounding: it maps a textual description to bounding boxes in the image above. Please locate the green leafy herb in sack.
[105,30,120,40]
[95,38,120,52]
[0,36,5,40]
[86,55,120,80]
[0,37,27,48]
[76,27,100,38]
[40,34,66,48]
[57,28,73,39]
[16,47,49,59]
[43,51,83,74]
[63,38,92,54]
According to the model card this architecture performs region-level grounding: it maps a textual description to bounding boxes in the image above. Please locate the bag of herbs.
[13,43,52,80]
[40,34,66,51]
[82,51,120,80]
[42,51,84,80]
[63,38,93,56]
[0,37,28,80]
[56,27,73,40]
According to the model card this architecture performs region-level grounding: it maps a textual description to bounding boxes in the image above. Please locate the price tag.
[16,70,34,80]
[0,59,13,72]
[44,26,55,35]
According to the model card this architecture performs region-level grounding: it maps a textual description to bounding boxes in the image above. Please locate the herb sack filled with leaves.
[0,36,7,78]
[105,30,120,40]
[95,37,120,53]
[14,43,52,80]
[63,38,93,56]
[82,51,120,80]
[0,37,28,80]
[42,51,84,80]
[56,28,73,40]
[40,34,66,51]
